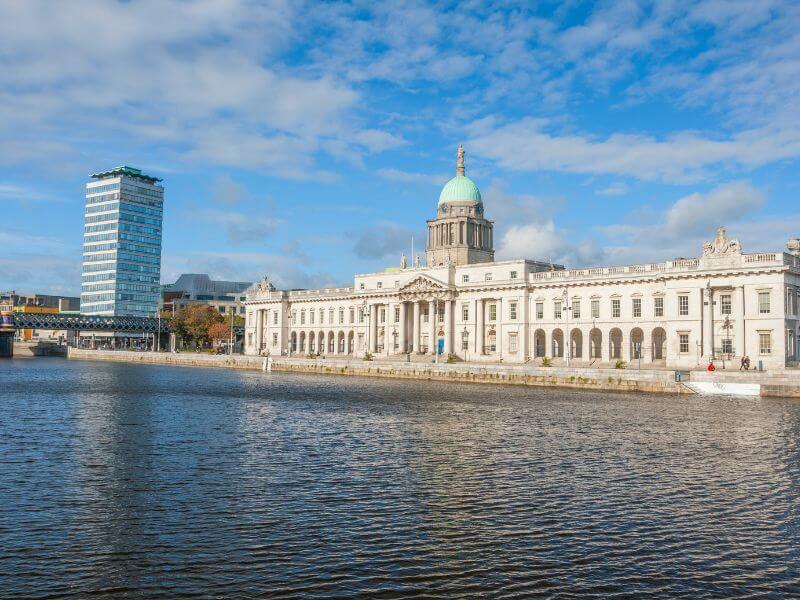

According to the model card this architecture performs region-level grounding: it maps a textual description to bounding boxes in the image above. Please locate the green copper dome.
[438,175,482,206]
[438,144,482,207]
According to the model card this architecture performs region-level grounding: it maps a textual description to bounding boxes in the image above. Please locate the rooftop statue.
[703,226,741,256]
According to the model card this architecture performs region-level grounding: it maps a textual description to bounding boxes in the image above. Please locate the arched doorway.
[630,328,644,361]
[590,328,602,359]
[570,328,583,359]
[327,331,335,353]
[552,328,564,358]
[290,331,297,354]
[609,328,622,360]
[348,331,355,354]
[534,329,546,357]
[318,331,325,354]
[299,331,306,353]
[338,331,346,353]
[309,331,316,353]
[487,329,497,353]
[652,327,666,361]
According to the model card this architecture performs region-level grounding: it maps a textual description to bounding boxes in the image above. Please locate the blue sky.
[2,0,799,296]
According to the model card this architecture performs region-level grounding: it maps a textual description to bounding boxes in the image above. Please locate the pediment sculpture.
[702,227,742,256]
[254,275,275,296]
[401,276,447,292]
[788,238,800,255]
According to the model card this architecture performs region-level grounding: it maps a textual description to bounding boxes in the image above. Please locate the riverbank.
[65,347,797,397]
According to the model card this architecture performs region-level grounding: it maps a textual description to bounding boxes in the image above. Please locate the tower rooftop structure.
[437,144,482,207]
[89,165,162,184]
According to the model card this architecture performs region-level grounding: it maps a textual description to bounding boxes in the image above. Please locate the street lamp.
[362,299,370,357]
[463,326,469,363]
[562,288,570,366]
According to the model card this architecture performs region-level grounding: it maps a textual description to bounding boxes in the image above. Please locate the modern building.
[244,146,800,370]
[161,274,251,316]
[80,166,164,317]
[0,292,80,343]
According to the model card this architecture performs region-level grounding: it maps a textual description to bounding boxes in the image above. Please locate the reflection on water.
[1,358,799,598]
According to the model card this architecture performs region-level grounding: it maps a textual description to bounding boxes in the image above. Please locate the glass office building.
[80,166,164,317]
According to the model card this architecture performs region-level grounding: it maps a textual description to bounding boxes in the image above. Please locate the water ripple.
[1,358,799,598]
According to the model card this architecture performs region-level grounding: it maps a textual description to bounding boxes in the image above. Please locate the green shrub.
[363,352,373,361]
[615,359,627,369]
[541,356,552,367]
[446,353,458,363]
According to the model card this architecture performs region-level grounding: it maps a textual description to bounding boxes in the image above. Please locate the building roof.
[163,273,252,295]
[438,145,482,206]
[90,165,162,184]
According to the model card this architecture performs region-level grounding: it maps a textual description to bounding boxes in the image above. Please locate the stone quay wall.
[68,348,688,395]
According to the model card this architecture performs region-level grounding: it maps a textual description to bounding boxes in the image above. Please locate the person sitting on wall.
[744,355,751,370]
[707,361,716,372]
[740,355,747,370]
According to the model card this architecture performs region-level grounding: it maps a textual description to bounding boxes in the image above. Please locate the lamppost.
[562,288,570,366]
[362,299,370,357]
[229,309,235,355]
[155,309,161,353]
[463,326,469,363]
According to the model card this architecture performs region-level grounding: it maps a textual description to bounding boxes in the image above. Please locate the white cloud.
[376,168,447,186]
[470,117,800,183]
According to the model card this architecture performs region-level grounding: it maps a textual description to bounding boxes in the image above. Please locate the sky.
[1,0,799,296]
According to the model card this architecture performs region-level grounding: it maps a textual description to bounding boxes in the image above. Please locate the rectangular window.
[510,270,518,279]
[310,311,315,324]
[377,281,382,289]
[489,303,497,321]
[591,300,600,319]
[329,308,334,323]
[350,308,355,323]
[462,274,469,283]
[485,273,493,281]
[536,302,544,320]
[611,299,620,318]
[722,339,733,354]
[759,332,772,355]
[654,297,664,317]
[437,305,445,323]
[679,333,689,353]
[379,308,385,324]
[273,312,278,325]
[462,303,469,321]
[509,302,518,320]
[759,291,770,314]
[509,333,518,353]
[300,310,305,324]
[359,308,365,324]
[554,300,562,320]
[721,294,732,315]
[359,282,365,289]
[291,311,296,325]
[319,308,324,324]
[679,295,689,316]
[339,309,345,324]
[272,333,278,346]
[572,300,581,319]
[461,331,469,350]
[394,307,400,323]
[632,298,641,318]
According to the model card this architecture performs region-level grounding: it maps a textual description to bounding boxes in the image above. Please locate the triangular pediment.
[399,274,449,293]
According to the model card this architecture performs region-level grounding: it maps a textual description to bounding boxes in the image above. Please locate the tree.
[208,322,231,344]
[170,304,223,346]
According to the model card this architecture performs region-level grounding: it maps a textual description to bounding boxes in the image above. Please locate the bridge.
[10,312,244,335]
[0,312,244,357]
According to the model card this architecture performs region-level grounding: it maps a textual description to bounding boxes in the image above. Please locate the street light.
[362,299,370,357]
[463,326,469,363]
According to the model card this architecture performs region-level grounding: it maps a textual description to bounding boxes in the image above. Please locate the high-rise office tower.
[81,166,164,317]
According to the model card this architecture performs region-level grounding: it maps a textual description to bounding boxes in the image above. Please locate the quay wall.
[67,348,688,395]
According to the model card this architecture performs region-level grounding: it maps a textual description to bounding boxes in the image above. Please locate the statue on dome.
[414,253,421,268]
[457,143,465,176]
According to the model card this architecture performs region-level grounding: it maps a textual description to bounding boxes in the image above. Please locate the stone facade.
[245,150,800,370]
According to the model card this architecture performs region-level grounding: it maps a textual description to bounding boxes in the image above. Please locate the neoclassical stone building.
[245,147,800,369]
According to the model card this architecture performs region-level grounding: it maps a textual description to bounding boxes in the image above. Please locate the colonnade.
[365,298,455,356]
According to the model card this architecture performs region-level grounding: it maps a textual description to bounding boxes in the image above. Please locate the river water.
[1,358,799,598]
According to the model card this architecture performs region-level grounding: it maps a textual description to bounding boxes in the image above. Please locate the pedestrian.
[740,355,746,370]
[707,361,716,372]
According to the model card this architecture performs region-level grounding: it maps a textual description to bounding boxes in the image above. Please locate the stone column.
[522,295,530,360]
[736,285,746,357]
[386,302,394,356]
[444,299,453,355]
[428,299,436,354]
[412,301,420,353]
[703,287,714,358]
[399,302,407,353]
[496,300,503,358]
[255,309,263,354]
[369,304,378,353]
[476,299,484,354]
